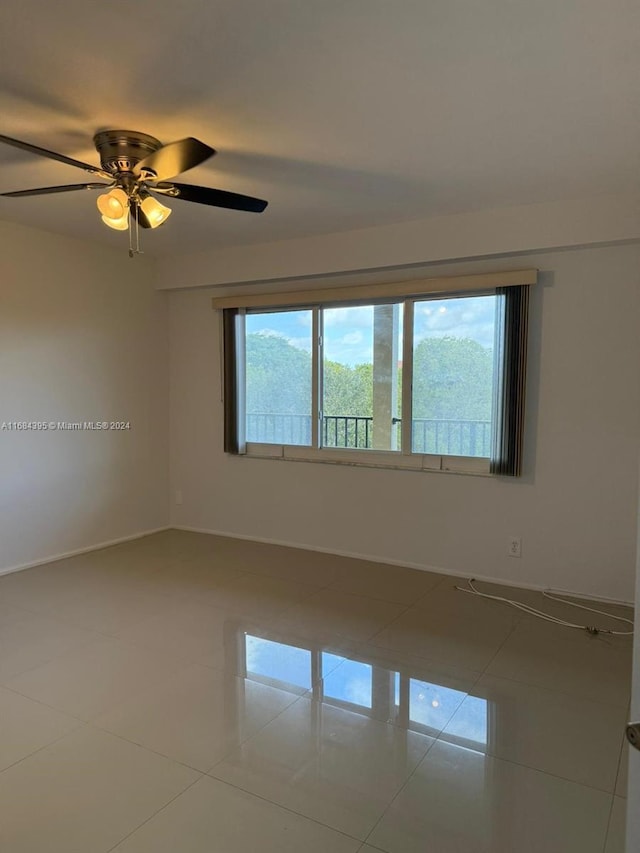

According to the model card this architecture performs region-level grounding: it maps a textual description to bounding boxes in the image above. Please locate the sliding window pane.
[245,310,313,445]
[322,303,402,451]
[412,295,496,457]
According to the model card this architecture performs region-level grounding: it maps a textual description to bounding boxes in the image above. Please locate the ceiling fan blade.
[0,134,111,179]
[134,137,216,181]
[166,182,268,213]
[1,182,111,198]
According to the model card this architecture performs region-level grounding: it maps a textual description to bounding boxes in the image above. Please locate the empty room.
[0,2,638,852]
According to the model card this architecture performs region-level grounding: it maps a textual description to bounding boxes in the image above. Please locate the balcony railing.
[246,413,491,457]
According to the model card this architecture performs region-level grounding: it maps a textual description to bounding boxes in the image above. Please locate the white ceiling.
[1,0,638,256]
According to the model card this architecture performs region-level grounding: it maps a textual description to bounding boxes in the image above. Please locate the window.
[245,310,313,445]
[323,303,403,452]
[411,296,496,458]
[219,269,534,476]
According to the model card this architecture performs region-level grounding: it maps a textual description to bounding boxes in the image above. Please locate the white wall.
[169,244,640,602]
[0,220,169,572]
[157,192,640,290]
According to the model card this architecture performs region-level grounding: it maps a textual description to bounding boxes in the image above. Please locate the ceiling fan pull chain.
[135,201,142,255]
[128,202,134,258]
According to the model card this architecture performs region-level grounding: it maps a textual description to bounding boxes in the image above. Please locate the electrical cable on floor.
[454,578,634,636]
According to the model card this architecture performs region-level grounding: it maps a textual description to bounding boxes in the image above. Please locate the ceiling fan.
[0,130,268,252]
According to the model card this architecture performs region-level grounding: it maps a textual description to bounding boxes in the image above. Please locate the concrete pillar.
[372,304,400,450]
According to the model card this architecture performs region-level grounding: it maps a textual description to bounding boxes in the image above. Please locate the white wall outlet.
[175,490,183,506]
[508,536,522,558]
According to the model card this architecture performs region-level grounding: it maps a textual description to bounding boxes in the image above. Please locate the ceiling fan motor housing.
[93,130,162,177]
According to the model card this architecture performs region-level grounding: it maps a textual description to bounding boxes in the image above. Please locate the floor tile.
[0,686,82,771]
[141,558,243,597]
[0,727,199,853]
[605,797,627,853]
[368,741,612,853]
[413,576,522,626]
[0,531,631,853]
[73,544,179,577]
[486,620,633,707]
[371,605,514,670]
[316,643,479,733]
[0,599,39,625]
[440,673,626,791]
[615,736,629,798]
[131,531,240,563]
[211,695,434,839]
[329,560,441,605]
[205,538,345,586]
[114,601,250,671]
[94,663,300,771]
[195,572,321,618]
[5,636,186,720]
[36,582,176,634]
[111,775,361,852]
[0,560,96,612]
[242,624,353,688]
[98,532,199,565]
[277,588,407,642]
[0,608,104,682]
[430,577,635,630]
[2,554,176,632]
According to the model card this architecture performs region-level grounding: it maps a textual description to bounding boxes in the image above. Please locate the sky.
[245,634,487,743]
[246,295,496,366]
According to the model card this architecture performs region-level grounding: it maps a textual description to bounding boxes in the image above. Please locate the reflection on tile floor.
[0,530,632,852]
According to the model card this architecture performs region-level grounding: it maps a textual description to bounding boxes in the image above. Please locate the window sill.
[241,443,491,476]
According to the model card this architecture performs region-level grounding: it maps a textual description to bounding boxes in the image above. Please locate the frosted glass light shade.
[97,188,130,230]
[140,195,172,228]
[101,214,129,231]
[97,188,128,219]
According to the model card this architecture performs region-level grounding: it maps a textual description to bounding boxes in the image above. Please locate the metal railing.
[246,412,312,446]
[323,415,373,449]
[409,417,491,457]
[247,413,491,457]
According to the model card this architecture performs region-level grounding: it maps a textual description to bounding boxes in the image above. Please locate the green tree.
[246,333,311,413]
[245,331,494,440]
[323,360,372,416]
[412,336,493,420]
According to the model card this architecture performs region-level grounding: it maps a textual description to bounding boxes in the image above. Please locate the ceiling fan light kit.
[97,187,129,228]
[139,194,172,228]
[0,129,268,255]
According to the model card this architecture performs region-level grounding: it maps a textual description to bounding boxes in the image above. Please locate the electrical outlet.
[175,490,183,506]
[508,536,521,558]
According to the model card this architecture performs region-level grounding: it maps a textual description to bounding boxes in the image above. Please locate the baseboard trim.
[173,524,634,608]
[0,526,172,577]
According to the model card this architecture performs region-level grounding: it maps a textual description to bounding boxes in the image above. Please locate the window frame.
[221,275,532,477]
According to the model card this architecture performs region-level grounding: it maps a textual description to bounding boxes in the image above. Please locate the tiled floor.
[0,530,632,853]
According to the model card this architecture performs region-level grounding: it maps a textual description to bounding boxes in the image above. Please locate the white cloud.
[324,305,373,329]
[287,336,313,352]
[413,295,496,348]
[252,328,285,338]
[341,331,363,345]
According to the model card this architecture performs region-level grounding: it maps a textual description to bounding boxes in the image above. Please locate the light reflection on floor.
[0,530,629,853]
[245,633,486,741]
